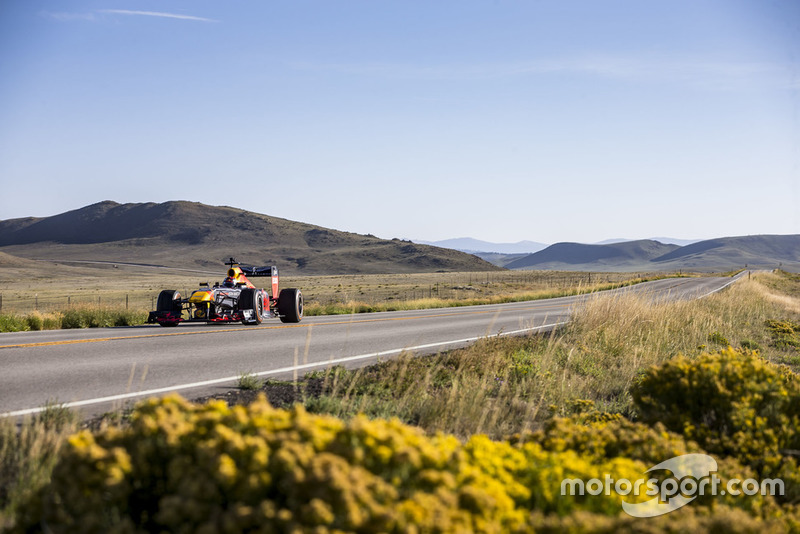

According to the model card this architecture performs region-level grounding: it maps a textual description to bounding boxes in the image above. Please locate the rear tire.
[278,288,303,323]
[238,289,264,325]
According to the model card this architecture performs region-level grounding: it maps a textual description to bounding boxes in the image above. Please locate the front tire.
[238,288,264,325]
[155,290,181,327]
[156,290,181,312]
[278,288,303,323]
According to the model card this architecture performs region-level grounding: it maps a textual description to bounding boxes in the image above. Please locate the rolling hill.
[504,240,680,271]
[0,201,500,275]
[650,235,800,270]
[505,235,800,272]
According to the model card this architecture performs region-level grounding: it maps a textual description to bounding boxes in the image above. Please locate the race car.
[147,258,303,327]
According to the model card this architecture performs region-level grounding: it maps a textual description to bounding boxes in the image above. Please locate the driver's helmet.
[223,277,235,288]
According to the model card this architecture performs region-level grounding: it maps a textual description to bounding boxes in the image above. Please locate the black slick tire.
[155,290,181,327]
[238,288,263,325]
[278,288,303,323]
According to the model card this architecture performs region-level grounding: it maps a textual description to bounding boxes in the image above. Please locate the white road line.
[1,321,568,418]
[697,272,747,299]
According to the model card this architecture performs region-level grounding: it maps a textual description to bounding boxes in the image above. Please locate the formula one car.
[147,258,303,327]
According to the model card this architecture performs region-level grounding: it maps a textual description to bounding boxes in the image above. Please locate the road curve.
[0,274,743,419]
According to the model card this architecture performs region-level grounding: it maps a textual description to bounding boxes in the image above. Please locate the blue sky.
[0,1,797,244]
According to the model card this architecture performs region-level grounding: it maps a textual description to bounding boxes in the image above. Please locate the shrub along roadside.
[0,406,78,532]
[633,347,800,503]
[10,390,796,533]
[0,307,147,332]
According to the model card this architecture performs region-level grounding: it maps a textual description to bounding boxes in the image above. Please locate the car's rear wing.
[226,258,280,297]
[239,265,278,277]
[239,265,279,298]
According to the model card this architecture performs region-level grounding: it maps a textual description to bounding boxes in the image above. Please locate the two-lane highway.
[0,274,743,419]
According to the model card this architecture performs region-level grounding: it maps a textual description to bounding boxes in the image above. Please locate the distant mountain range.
[418,236,699,253]
[415,238,548,254]
[504,240,679,270]
[0,201,499,275]
[503,236,800,272]
[415,235,799,272]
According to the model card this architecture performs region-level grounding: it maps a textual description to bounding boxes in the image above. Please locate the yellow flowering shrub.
[14,394,685,533]
[15,364,800,533]
[633,347,800,502]
[766,319,800,349]
[523,408,777,517]
[13,395,513,533]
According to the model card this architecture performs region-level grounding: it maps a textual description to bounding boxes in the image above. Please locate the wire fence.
[0,271,669,315]
[295,272,656,306]
[0,292,188,315]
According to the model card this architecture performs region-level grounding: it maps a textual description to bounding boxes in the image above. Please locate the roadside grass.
[0,306,148,332]
[0,406,78,530]
[300,270,800,439]
[236,372,265,391]
[300,276,671,316]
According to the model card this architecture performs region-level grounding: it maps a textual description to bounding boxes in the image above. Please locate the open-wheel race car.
[147,258,303,327]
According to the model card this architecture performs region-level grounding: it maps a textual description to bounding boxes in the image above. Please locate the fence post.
[0,293,2,313]
[126,294,129,310]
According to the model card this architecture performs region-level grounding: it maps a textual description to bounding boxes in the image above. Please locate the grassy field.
[0,260,681,330]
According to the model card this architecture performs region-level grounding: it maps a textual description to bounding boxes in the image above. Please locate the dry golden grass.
[301,271,800,439]
[0,406,78,529]
[0,259,674,318]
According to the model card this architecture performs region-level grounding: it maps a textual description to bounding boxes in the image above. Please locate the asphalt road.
[0,274,744,419]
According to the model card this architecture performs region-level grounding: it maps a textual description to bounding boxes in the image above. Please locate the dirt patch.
[195,378,327,409]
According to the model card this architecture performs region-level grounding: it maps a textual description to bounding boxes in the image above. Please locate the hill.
[594,237,700,246]
[651,235,800,270]
[0,201,500,275]
[505,240,680,271]
[505,235,800,272]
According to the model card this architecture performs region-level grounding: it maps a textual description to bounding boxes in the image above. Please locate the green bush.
[708,331,730,347]
[236,372,264,391]
[633,347,800,502]
[740,339,761,351]
[766,320,800,350]
[60,309,91,329]
[0,415,77,531]
[523,406,779,516]
[60,308,146,329]
[0,314,27,333]
[24,313,44,331]
[0,308,145,332]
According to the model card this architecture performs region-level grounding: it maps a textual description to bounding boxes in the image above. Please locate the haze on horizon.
[0,1,797,245]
